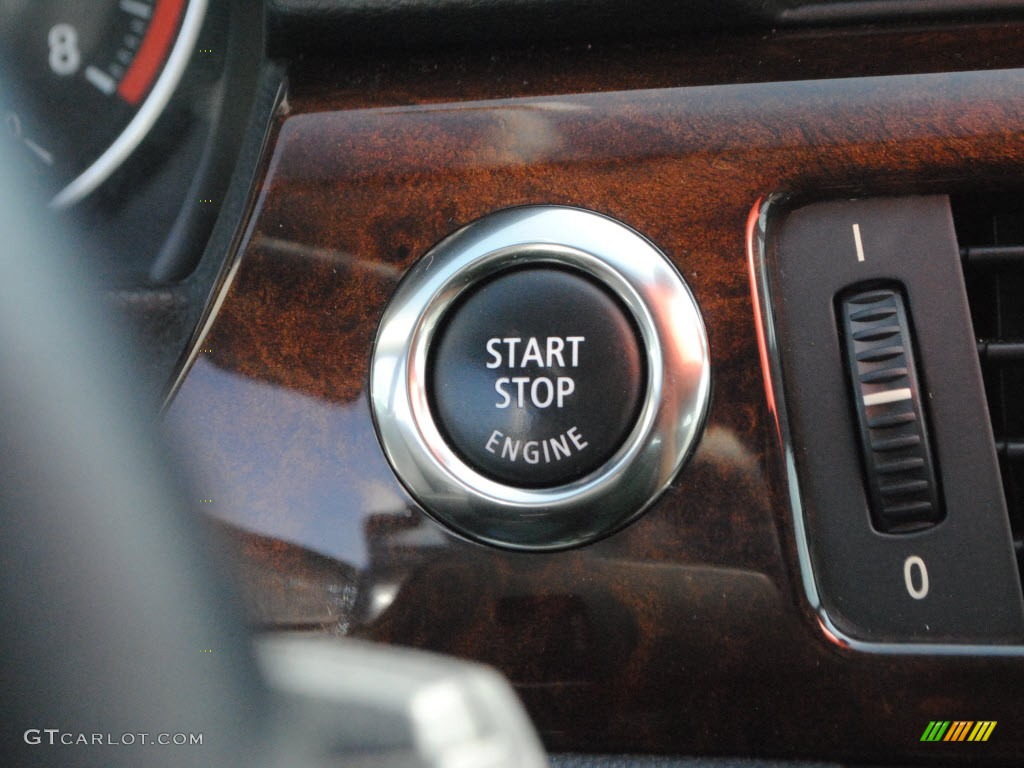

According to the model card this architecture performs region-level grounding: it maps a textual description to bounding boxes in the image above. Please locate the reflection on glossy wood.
[166,33,1024,764]
[214,520,359,631]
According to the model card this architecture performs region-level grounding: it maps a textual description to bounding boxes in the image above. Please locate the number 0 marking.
[903,555,929,600]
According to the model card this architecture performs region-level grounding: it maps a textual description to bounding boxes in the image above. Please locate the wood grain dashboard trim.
[167,53,1024,762]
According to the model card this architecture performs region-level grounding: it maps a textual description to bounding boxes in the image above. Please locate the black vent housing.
[954,192,1024,574]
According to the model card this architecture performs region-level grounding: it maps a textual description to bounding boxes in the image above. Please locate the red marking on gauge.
[117,0,186,105]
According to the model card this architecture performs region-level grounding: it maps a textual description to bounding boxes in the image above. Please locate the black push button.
[430,267,645,488]
[839,287,944,533]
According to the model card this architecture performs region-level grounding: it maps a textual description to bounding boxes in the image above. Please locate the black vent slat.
[999,442,1024,460]
[961,245,1024,265]
[979,341,1024,364]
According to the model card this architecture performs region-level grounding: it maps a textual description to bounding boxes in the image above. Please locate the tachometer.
[1,0,207,207]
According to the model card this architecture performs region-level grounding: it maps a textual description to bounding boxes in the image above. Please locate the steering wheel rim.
[0,140,272,768]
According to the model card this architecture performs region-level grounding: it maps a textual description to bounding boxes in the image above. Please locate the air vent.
[953,192,1024,575]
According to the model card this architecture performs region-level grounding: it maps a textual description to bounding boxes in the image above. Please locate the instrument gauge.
[1,0,208,207]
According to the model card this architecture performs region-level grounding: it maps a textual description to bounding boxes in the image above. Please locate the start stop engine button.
[430,268,645,488]
[371,206,710,551]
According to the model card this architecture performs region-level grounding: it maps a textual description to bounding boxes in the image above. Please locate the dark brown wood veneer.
[167,25,1024,763]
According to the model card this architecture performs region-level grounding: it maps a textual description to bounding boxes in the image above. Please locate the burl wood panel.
[167,32,1024,764]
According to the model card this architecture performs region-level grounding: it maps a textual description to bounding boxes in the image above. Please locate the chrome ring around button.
[370,206,711,550]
